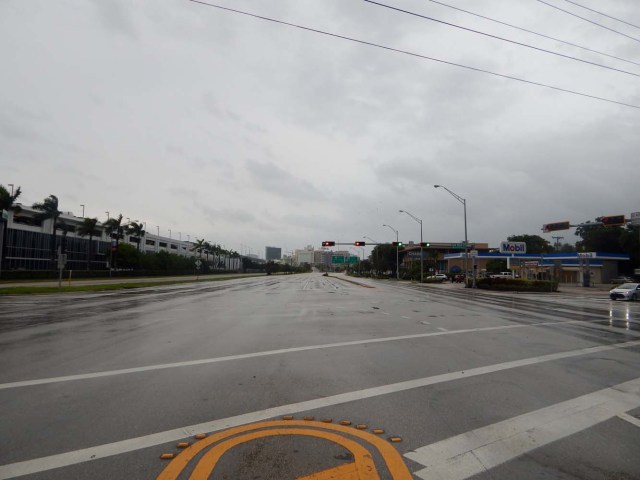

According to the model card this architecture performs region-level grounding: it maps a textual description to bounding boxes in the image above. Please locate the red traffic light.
[354,241,366,246]
[321,241,335,247]
[600,215,625,227]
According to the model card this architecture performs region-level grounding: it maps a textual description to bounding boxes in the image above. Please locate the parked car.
[609,283,640,301]
[610,276,634,284]
[489,272,516,279]
[427,273,448,282]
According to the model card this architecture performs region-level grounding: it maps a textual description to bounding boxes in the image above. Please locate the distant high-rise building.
[265,246,282,261]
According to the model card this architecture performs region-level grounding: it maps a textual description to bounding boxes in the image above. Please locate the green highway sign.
[451,243,466,249]
[331,255,359,264]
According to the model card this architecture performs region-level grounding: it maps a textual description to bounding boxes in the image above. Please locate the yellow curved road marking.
[190,428,377,479]
[296,462,359,479]
[156,420,412,480]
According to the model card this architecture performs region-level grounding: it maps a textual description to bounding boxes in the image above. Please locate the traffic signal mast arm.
[543,216,628,232]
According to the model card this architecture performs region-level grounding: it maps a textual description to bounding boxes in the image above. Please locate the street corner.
[155,416,412,479]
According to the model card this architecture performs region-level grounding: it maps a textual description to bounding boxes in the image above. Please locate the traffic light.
[354,241,366,246]
[420,242,430,247]
[321,241,335,247]
[600,215,626,227]
[542,221,570,233]
[392,241,403,247]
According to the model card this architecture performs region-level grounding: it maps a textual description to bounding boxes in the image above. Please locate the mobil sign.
[500,241,527,254]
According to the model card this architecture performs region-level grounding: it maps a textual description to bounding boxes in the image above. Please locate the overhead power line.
[423,0,640,68]
[364,0,640,78]
[536,0,640,44]
[185,0,640,110]
[562,0,640,31]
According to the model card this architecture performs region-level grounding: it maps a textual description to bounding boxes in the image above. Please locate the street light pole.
[80,204,85,217]
[383,224,400,280]
[399,210,424,283]
[434,185,473,287]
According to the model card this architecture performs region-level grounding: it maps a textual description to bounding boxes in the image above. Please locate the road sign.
[195,259,202,269]
[601,215,626,227]
[578,252,595,258]
[631,212,640,226]
[331,255,344,264]
[543,221,570,233]
[451,243,466,249]
[348,256,359,264]
[57,254,67,269]
[469,250,478,257]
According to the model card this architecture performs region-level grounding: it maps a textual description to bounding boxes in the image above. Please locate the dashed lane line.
[0,320,589,391]
[1,340,639,479]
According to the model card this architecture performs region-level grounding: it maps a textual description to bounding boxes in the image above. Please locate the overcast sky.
[2,0,639,258]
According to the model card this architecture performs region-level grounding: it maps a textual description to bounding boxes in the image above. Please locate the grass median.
[0,274,264,295]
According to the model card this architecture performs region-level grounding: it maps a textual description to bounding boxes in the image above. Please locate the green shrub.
[474,277,558,292]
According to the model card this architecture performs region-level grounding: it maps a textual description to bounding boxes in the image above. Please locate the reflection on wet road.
[1,274,639,480]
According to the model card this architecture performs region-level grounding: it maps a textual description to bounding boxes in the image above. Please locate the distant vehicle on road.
[610,276,634,284]
[609,283,640,301]
[489,272,516,279]
[427,273,448,282]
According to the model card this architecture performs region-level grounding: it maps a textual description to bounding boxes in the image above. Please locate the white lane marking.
[1,340,639,479]
[437,327,449,332]
[0,317,633,391]
[0,322,567,391]
[617,412,640,429]
[382,312,391,316]
[406,378,640,480]
[401,316,411,319]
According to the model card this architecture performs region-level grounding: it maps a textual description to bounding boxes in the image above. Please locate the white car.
[427,273,448,281]
[609,283,640,301]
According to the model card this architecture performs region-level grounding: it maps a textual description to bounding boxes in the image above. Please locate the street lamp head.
[398,210,404,213]
[434,185,440,188]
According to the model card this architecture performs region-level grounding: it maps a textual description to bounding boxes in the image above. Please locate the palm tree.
[76,217,100,270]
[0,184,22,274]
[125,221,145,251]
[56,219,76,257]
[32,194,62,265]
[214,244,224,269]
[204,241,213,263]
[191,238,205,258]
[103,214,123,268]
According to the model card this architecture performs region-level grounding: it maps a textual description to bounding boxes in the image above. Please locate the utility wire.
[562,0,640,31]
[536,0,640,44]
[364,0,640,78]
[186,0,640,110]
[423,0,640,68]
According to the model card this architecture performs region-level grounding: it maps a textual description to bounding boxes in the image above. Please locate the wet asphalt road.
[1,273,639,479]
